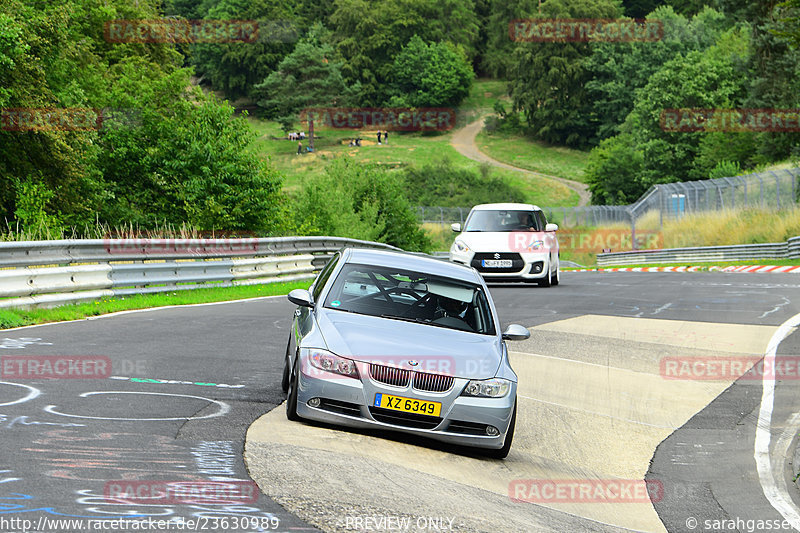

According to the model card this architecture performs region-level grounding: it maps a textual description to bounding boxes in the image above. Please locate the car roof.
[470,202,542,211]
[343,248,481,284]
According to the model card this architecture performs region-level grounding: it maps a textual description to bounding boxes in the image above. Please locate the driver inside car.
[434,295,468,320]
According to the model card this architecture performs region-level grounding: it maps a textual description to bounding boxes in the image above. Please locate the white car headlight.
[461,378,511,398]
[454,240,470,253]
[309,349,359,378]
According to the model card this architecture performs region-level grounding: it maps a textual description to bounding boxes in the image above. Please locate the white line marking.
[44,391,230,421]
[0,382,40,407]
[755,311,800,530]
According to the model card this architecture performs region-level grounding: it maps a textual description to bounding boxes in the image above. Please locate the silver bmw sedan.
[282,247,530,458]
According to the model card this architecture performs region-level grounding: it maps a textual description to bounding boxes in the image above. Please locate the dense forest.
[1,0,799,248]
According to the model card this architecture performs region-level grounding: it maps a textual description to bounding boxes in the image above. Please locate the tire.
[537,272,552,287]
[285,358,301,421]
[486,399,516,459]
[551,266,560,286]
[281,336,292,393]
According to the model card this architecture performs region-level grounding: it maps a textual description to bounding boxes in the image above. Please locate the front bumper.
[450,250,551,280]
[294,358,517,450]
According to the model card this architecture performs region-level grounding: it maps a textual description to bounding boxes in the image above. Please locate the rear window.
[464,210,543,232]
[323,263,496,335]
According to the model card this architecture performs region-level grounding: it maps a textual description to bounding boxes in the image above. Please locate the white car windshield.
[464,210,542,232]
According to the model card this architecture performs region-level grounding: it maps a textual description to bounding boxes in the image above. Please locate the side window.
[536,211,547,229]
[312,254,339,303]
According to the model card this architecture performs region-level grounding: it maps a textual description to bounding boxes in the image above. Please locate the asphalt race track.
[1,271,799,533]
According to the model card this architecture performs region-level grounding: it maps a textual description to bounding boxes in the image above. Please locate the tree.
[294,159,431,252]
[626,28,750,185]
[330,0,480,105]
[584,6,729,141]
[96,58,285,232]
[189,0,300,100]
[481,0,539,78]
[252,28,358,133]
[508,0,625,148]
[585,134,644,205]
[388,36,474,108]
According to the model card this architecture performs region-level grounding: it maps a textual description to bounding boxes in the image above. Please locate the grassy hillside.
[476,130,590,183]
[248,80,579,208]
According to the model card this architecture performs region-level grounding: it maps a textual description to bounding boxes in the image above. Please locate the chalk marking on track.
[44,391,230,421]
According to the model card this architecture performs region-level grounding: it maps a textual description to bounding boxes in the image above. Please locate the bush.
[293,159,431,252]
[403,158,525,207]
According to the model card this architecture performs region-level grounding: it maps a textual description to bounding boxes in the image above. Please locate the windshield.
[323,263,496,335]
[464,210,542,232]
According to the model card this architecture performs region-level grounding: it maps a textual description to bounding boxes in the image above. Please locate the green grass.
[249,118,578,205]
[248,79,579,207]
[0,279,311,330]
[459,78,510,113]
[476,130,590,183]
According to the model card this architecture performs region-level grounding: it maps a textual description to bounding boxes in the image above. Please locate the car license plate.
[481,259,512,268]
[374,393,441,417]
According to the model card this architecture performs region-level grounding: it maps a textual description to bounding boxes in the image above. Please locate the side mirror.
[545,223,559,232]
[451,223,462,233]
[287,289,313,308]
[502,324,530,341]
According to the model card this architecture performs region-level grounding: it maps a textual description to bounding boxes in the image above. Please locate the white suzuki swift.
[449,203,560,286]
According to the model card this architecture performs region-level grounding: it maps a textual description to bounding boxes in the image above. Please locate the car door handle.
[294,309,302,317]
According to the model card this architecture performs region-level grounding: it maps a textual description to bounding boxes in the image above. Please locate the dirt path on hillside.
[450,117,591,207]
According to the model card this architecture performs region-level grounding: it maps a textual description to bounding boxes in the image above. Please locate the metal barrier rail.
[0,237,399,309]
[597,237,800,266]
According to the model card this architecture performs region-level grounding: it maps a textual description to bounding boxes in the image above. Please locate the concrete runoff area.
[245,315,781,532]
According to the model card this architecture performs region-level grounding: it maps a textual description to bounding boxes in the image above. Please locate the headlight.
[309,349,359,378]
[461,378,511,398]
[527,240,544,251]
[454,240,470,253]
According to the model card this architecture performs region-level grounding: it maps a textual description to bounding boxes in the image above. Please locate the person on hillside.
[377,131,382,145]
[383,130,388,144]
[297,141,302,154]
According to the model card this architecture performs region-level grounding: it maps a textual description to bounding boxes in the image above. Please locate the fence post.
[771,171,781,210]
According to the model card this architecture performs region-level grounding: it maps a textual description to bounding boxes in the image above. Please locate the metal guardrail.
[0,237,399,309]
[597,236,800,266]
